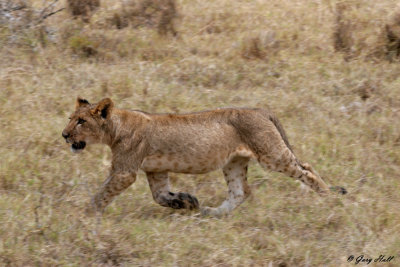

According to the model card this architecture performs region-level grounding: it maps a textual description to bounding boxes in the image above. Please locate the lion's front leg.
[146,172,199,210]
[90,172,137,214]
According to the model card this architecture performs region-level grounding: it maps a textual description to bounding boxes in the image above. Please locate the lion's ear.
[76,97,90,109]
[91,98,114,119]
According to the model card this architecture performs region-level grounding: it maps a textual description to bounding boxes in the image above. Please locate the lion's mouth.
[71,141,86,153]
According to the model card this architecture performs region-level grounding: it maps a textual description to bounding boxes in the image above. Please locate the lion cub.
[62,97,346,216]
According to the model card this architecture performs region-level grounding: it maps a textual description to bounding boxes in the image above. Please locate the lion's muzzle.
[71,141,86,153]
[62,131,70,140]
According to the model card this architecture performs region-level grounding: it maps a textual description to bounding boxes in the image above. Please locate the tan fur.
[62,97,334,216]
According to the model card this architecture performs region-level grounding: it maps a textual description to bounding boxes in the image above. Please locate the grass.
[1,0,400,266]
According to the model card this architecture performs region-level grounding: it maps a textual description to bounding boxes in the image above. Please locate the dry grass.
[1,0,400,266]
[385,11,400,61]
[109,0,178,36]
[333,3,353,57]
[241,32,280,60]
[67,0,100,22]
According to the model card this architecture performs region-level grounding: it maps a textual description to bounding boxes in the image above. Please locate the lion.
[62,97,346,216]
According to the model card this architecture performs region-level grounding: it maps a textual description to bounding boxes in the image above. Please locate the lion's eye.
[77,118,86,125]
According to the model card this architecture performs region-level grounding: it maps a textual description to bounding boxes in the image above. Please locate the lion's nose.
[62,131,70,139]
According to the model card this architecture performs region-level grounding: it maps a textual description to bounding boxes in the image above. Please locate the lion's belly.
[140,145,255,174]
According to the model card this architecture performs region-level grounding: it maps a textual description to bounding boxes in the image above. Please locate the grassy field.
[1,0,400,266]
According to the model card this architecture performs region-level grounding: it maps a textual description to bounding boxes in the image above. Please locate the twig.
[1,5,27,12]
[40,7,65,21]
[39,0,59,18]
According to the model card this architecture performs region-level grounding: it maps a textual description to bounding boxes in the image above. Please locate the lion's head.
[62,97,114,153]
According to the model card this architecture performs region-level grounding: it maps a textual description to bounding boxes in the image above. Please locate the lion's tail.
[268,114,293,153]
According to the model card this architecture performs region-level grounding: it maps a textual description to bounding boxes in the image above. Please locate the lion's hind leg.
[146,172,199,210]
[258,147,330,195]
[201,156,251,216]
